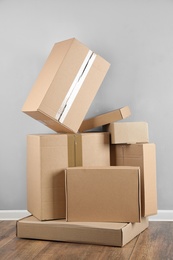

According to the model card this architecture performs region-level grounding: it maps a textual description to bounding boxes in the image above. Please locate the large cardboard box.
[107,122,149,144]
[79,106,131,132]
[110,143,157,217]
[65,166,141,223]
[27,132,110,221]
[16,215,148,247]
[22,38,110,133]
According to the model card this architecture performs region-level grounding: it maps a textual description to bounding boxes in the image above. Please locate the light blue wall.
[0,0,172,210]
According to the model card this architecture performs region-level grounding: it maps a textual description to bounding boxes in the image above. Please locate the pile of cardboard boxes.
[16,38,157,247]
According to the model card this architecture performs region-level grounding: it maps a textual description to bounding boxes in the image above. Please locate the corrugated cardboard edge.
[143,143,158,217]
[16,215,31,238]
[138,168,142,222]
[65,169,68,222]
[120,106,131,119]
[79,106,131,132]
[122,217,149,246]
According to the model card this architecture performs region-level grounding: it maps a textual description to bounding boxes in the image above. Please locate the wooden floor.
[0,221,173,259]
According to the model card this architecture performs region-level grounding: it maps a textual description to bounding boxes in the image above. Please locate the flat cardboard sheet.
[16,215,148,247]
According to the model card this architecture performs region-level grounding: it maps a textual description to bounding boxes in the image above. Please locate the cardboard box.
[110,143,157,217]
[79,106,131,132]
[22,38,110,133]
[16,215,149,247]
[107,122,149,144]
[65,166,141,223]
[27,132,110,221]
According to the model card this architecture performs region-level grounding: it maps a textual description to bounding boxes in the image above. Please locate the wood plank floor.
[0,221,173,259]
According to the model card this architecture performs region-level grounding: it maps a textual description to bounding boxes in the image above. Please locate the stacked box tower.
[16,38,157,247]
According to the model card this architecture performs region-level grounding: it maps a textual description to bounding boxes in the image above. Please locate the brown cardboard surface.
[110,143,157,217]
[79,106,131,132]
[65,166,141,223]
[22,38,110,133]
[16,215,148,247]
[107,122,149,144]
[27,132,110,221]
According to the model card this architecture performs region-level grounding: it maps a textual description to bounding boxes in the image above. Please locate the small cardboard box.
[22,38,110,133]
[27,132,110,221]
[79,106,131,132]
[16,215,148,247]
[107,122,149,144]
[65,166,141,223]
[110,143,157,217]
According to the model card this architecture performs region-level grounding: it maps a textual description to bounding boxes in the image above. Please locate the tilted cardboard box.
[65,166,141,223]
[22,38,110,133]
[107,122,149,144]
[110,143,157,217]
[27,132,110,220]
[16,215,148,247]
[79,106,131,132]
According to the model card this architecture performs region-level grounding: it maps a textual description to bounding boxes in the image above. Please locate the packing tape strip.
[75,134,83,167]
[56,51,96,123]
[68,135,75,167]
[67,134,83,167]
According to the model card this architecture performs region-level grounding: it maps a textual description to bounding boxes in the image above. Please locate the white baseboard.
[149,210,173,221]
[0,210,30,220]
[0,210,173,221]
